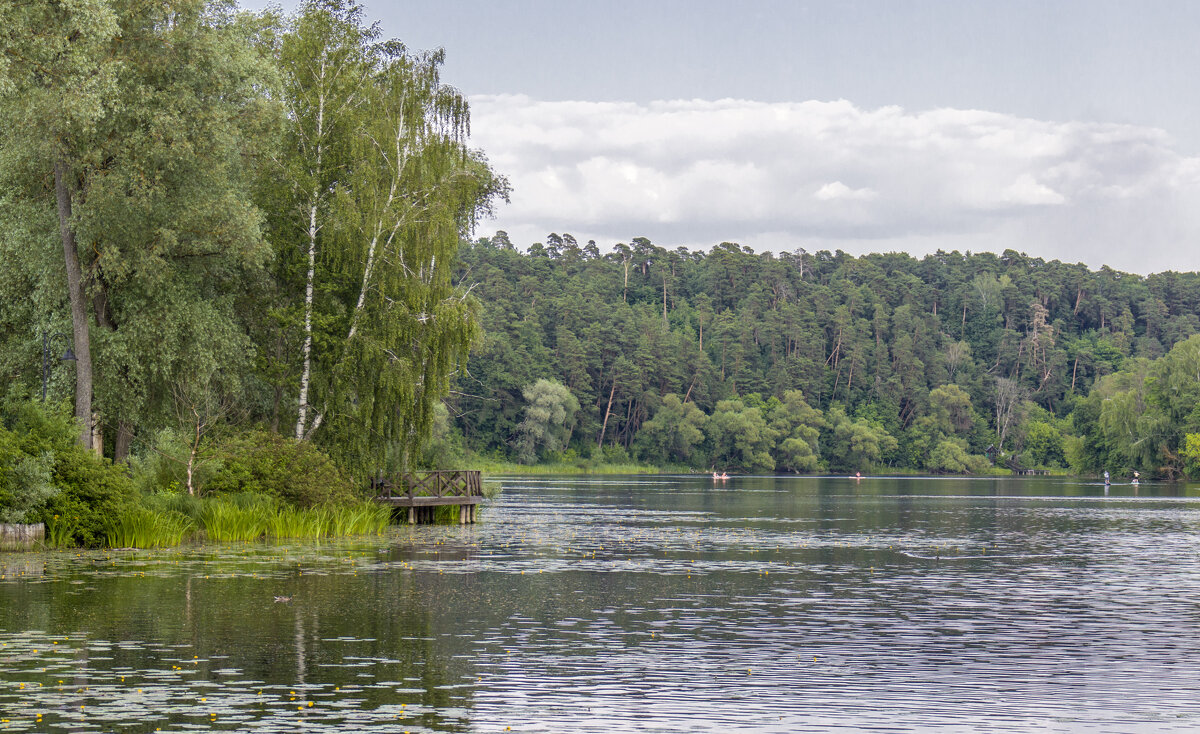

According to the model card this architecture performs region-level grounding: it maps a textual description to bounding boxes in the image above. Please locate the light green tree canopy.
[637,393,706,465]
[514,379,579,464]
[276,0,507,472]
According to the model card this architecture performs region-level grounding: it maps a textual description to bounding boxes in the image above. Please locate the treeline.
[442,235,1200,477]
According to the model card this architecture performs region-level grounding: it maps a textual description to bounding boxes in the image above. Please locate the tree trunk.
[296,68,326,441]
[114,421,134,463]
[54,158,94,451]
[91,414,104,457]
[295,196,318,440]
[598,379,617,450]
[662,271,668,330]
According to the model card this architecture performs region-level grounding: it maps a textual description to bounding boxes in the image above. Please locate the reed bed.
[193,495,391,542]
[48,492,395,549]
[200,497,272,542]
[105,506,196,549]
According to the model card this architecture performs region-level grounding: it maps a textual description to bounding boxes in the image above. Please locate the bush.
[0,400,133,545]
[128,428,204,495]
[0,433,57,524]
[204,431,355,507]
[42,446,136,547]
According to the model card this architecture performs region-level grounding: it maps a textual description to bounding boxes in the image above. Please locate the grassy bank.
[466,459,681,475]
[47,492,393,550]
[470,459,1049,478]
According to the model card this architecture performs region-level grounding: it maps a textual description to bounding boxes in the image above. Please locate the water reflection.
[2,476,1200,732]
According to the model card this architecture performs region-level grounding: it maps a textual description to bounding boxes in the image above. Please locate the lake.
[2,475,1200,732]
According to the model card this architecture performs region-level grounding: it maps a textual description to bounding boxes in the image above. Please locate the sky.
[242,0,1200,273]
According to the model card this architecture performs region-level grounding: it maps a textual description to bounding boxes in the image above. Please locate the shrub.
[0,433,57,524]
[0,400,133,545]
[204,431,355,507]
[42,447,135,547]
[128,428,214,496]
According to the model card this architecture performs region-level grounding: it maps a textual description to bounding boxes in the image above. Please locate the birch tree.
[278,0,506,470]
[276,0,374,442]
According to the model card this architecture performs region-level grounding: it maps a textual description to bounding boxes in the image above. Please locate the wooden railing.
[372,470,482,501]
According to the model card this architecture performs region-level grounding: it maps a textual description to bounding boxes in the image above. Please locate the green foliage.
[203,431,355,508]
[514,379,580,464]
[0,400,133,545]
[128,428,214,495]
[105,506,195,549]
[278,0,506,474]
[636,394,707,464]
[7,3,1200,482]
[1023,421,1065,467]
[1,0,279,446]
[321,502,390,537]
[416,403,467,469]
[825,406,899,472]
[928,384,976,434]
[448,235,1200,475]
[199,495,271,542]
[770,391,824,472]
[707,398,776,472]
[43,454,136,547]
[1183,434,1200,480]
[929,438,972,474]
[0,437,56,524]
[1068,335,1200,477]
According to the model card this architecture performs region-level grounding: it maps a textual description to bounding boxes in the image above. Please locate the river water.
[2,475,1200,732]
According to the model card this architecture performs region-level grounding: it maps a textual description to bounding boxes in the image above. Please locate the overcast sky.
[243,0,1200,273]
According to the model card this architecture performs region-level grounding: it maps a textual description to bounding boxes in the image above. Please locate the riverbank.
[472,459,1049,478]
[466,459,681,475]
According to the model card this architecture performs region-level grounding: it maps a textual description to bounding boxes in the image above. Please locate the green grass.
[468,460,678,475]
[323,501,391,536]
[45,490,397,550]
[200,497,271,542]
[105,506,196,549]
[198,494,392,542]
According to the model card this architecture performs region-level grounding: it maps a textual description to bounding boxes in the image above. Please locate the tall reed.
[265,505,326,539]
[199,496,271,542]
[105,506,195,548]
[325,501,390,536]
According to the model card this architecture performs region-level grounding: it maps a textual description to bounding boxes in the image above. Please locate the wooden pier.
[372,470,483,524]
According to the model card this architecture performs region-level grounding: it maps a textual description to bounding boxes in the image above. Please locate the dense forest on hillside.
[441,233,1200,478]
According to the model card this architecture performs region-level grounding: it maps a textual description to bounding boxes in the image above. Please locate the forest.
[441,235,1200,479]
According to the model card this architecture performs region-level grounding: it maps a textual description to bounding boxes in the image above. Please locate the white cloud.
[469,95,1200,273]
[814,181,878,202]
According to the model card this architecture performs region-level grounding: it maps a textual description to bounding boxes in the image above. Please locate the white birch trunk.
[295,59,326,441]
